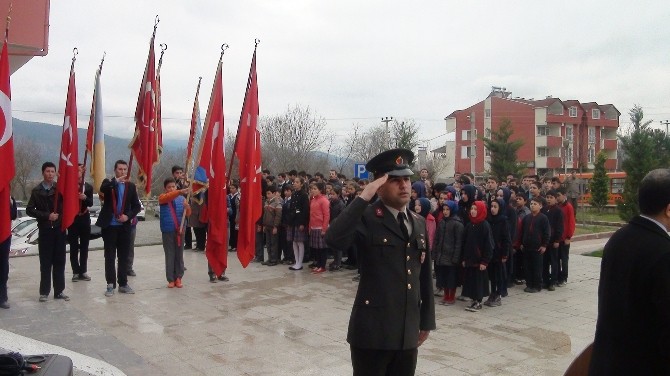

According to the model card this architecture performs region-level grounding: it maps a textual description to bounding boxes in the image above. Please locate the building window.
[565,125,573,141]
[537,147,548,157]
[588,127,596,144]
[485,109,491,118]
[461,129,477,141]
[461,146,476,159]
[485,147,491,157]
[537,126,549,136]
[569,106,577,117]
[566,147,573,163]
[592,109,600,119]
[588,147,596,163]
[485,128,491,139]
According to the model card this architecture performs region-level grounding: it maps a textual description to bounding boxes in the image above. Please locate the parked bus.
[558,172,626,206]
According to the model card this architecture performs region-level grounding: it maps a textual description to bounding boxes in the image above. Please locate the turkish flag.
[129,37,157,196]
[0,39,15,243]
[234,49,261,268]
[57,63,80,232]
[197,57,228,276]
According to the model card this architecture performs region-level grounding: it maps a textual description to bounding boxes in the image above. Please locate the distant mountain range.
[12,118,186,177]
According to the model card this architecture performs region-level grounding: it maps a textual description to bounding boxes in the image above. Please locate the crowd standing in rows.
[5,159,578,316]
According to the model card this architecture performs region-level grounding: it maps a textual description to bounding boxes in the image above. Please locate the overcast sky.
[10,0,670,152]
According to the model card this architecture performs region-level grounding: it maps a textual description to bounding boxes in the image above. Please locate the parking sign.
[354,164,369,179]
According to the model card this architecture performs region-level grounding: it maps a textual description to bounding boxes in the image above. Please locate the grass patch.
[574,225,617,236]
[584,248,604,258]
[576,210,623,223]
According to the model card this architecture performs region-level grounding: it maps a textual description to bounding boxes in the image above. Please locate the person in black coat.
[325,149,435,376]
[27,162,68,302]
[96,160,142,296]
[485,198,511,307]
[542,190,564,291]
[286,177,309,270]
[589,169,670,375]
[68,164,94,282]
[519,196,550,293]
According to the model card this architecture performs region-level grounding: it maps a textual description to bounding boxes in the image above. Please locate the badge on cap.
[396,156,404,165]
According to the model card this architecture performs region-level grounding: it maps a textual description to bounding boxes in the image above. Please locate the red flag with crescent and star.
[0,35,14,243]
[57,58,80,232]
[129,32,158,196]
[234,48,261,268]
[195,54,228,276]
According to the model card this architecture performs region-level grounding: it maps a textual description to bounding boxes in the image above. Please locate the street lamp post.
[661,120,669,134]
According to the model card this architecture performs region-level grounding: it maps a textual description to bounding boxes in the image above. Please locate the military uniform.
[325,148,436,376]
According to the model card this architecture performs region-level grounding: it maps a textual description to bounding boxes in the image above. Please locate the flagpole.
[83,52,105,193]
[178,76,203,236]
[226,39,259,187]
[54,47,78,220]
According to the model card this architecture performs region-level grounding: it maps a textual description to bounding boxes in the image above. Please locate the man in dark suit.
[326,148,436,376]
[68,164,94,282]
[96,160,142,297]
[27,162,69,303]
[589,168,670,375]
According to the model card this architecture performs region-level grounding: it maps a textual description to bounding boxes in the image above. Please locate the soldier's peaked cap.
[366,148,415,178]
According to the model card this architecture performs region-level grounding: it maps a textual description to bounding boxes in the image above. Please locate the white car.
[137,201,146,221]
[11,216,36,235]
[9,217,102,257]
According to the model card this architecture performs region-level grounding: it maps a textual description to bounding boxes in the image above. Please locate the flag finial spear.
[152,15,160,38]
[219,43,229,60]
[254,39,260,48]
[70,47,78,70]
[158,43,167,70]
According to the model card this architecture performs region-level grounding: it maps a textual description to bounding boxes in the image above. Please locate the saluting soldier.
[326,148,436,376]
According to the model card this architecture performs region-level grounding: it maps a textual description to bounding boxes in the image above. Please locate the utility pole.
[382,116,393,149]
[661,120,670,134]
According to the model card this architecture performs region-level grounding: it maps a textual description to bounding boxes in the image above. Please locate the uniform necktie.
[397,212,409,240]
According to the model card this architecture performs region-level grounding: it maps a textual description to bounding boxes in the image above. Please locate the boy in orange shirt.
[159,178,191,288]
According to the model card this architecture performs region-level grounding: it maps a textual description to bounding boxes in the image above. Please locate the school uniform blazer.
[589,216,670,375]
[325,197,436,351]
[95,178,142,229]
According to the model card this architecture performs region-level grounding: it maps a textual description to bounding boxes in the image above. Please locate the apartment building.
[445,88,620,176]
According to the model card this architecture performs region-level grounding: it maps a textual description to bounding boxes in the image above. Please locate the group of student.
[228,168,575,313]
[412,172,576,312]
[243,168,577,313]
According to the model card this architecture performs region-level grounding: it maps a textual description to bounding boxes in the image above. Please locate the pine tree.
[589,151,609,212]
[482,118,525,180]
[617,105,663,221]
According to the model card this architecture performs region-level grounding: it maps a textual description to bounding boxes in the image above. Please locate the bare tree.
[347,123,389,163]
[149,149,185,196]
[259,104,331,173]
[347,118,421,163]
[11,138,43,200]
[330,126,360,174]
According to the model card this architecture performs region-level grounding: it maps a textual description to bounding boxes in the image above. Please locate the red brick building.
[445,88,620,177]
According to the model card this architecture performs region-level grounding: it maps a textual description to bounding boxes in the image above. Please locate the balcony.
[535,156,563,169]
[536,135,563,148]
[601,138,617,150]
